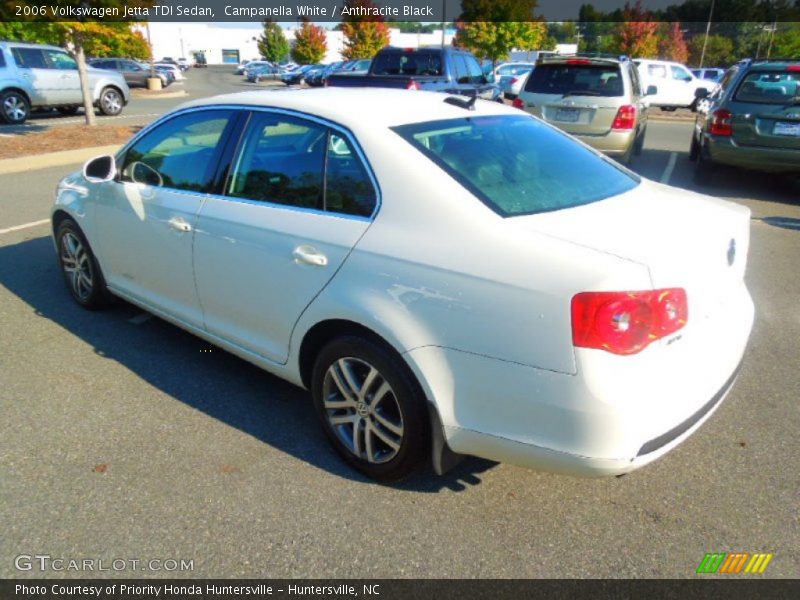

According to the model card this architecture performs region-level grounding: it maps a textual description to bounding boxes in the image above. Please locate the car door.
[670,65,695,105]
[94,108,239,328]
[42,48,80,104]
[193,110,377,363]
[9,47,53,104]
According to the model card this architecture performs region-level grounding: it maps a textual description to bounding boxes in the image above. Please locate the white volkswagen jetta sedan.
[52,88,754,481]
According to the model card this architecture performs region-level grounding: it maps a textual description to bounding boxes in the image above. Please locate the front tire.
[1,90,30,125]
[56,219,110,310]
[311,336,430,482]
[98,87,124,116]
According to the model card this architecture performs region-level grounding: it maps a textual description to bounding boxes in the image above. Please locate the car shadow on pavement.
[0,235,497,493]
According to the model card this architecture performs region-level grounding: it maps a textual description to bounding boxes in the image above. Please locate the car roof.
[0,40,66,52]
[179,88,516,127]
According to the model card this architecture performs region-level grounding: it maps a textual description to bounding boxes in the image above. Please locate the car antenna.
[443,94,478,111]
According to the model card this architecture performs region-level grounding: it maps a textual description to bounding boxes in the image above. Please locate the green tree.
[771,24,800,59]
[291,20,327,65]
[689,34,735,67]
[454,0,546,66]
[340,0,391,59]
[258,20,289,63]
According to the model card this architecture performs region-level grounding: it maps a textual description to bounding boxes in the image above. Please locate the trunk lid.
[510,180,751,323]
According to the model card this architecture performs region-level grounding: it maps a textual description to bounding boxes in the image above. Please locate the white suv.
[634,59,713,111]
[0,41,130,125]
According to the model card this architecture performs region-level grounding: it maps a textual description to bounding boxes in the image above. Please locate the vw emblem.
[356,401,370,418]
[787,113,800,119]
[727,238,736,266]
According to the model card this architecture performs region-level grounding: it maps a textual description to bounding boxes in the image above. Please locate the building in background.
[142,23,458,65]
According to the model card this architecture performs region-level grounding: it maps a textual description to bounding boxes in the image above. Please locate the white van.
[634,59,714,111]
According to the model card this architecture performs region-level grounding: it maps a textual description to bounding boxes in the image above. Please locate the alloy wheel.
[3,94,27,122]
[101,90,122,114]
[322,357,404,464]
[60,232,94,301]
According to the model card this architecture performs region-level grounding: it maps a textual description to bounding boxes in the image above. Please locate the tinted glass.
[11,48,46,69]
[647,64,667,79]
[325,134,376,217]
[371,51,443,76]
[734,70,800,104]
[120,110,232,191]
[228,113,326,210]
[45,50,76,70]
[465,55,483,82]
[453,55,469,83]
[525,64,624,97]
[0,51,5,68]
[393,115,639,217]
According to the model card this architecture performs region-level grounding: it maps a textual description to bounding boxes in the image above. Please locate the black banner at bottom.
[3,579,799,600]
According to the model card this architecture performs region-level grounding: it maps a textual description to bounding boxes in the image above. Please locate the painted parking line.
[128,312,153,325]
[0,219,50,235]
[660,152,678,184]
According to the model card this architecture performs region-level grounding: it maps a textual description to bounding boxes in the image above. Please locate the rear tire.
[98,87,123,116]
[0,90,30,125]
[311,336,430,482]
[55,219,111,310]
[634,127,646,156]
[694,144,717,185]
[689,135,700,162]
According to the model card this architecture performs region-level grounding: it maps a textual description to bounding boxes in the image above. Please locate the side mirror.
[646,85,658,96]
[83,155,116,183]
[695,87,710,99]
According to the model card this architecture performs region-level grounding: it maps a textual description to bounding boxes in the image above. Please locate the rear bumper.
[705,134,800,173]
[406,282,754,477]
[568,129,636,156]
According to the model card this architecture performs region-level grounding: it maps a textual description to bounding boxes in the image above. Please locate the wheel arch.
[95,83,125,105]
[1,86,32,105]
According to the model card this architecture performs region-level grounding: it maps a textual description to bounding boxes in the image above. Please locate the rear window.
[372,51,443,76]
[392,115,639,217]
[734,70,800,104]
[525,63,624,97]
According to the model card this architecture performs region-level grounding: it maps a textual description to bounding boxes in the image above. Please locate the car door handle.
[168,217,192,233]
[293,245,328,267]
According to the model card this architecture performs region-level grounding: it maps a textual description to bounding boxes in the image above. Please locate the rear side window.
[228,113,376,217]
[11,47,47,69]
[120,110,234,192]
[647,64,667,79]
[393,115,639,217]
[371,51,443,76]
[0,51,5,68]
[525,64,624,97]
[734,70,800,104]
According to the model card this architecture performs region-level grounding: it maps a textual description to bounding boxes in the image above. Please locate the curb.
[131,90,188,100]
[0,145,121,176]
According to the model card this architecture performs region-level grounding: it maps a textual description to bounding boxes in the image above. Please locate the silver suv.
[0,41,130,125]
[514,55,655,164]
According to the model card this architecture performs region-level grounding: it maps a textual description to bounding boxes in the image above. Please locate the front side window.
[11,47,46,69]
[0,51,6,68]
[734,70,800,104]
[393,115,639,217]
[120,110,233,192]
[464,55,484,83]
[45,50,76,70]
[525,64,624,97]
[228,113,376,217]
[671,65,692,81]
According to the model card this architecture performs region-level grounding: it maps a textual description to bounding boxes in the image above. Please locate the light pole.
[698,0,716,69]
[441,0,446,47]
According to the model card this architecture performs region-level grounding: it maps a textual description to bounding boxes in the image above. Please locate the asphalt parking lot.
[1,67,798,578]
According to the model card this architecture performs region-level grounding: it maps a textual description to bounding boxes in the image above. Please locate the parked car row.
[0,40,129,125]
[89,58,179,89]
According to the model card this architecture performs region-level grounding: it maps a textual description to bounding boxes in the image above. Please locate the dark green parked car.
[690,58,800,182]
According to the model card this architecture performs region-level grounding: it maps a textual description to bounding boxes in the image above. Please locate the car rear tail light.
[510,76,519,85]
[512,97,526,109]
[787,65,800,72]
[571,289,688,355]
[710,109,733,136]
[406,80,420,90]
[611,104,637,130]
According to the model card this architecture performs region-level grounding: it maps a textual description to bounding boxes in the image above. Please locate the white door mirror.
[83,155,116,183]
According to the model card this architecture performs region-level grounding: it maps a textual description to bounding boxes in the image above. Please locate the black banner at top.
[2,0,800,23]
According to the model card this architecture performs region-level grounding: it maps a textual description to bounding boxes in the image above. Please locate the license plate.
[555,108,580,123]
[774,121,800,136]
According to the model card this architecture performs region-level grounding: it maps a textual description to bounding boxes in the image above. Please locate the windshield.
[733,70,800,104]
[392,115,639,217]
[526,63,625,97]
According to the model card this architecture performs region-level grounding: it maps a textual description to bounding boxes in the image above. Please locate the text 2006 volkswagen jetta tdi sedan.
[52,88,754,481]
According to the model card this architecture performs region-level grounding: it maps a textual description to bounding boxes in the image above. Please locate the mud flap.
[427,403,465,475]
